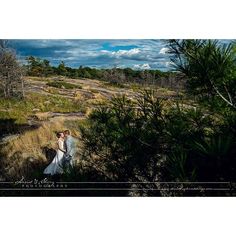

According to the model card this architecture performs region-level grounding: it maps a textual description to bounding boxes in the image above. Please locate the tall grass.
[0,118,81,179]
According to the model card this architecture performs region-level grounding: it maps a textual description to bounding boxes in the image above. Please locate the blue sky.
[10,39,171,71]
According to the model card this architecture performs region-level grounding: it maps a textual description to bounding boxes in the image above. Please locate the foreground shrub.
[78,91,236,196]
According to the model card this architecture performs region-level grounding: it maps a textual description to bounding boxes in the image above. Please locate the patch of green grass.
[0,92,86,124]
[46,81,82,89]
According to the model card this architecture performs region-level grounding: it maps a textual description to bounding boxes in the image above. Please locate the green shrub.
[79,91,236,196]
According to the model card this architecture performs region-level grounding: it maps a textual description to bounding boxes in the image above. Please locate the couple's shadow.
[42,146,57,163]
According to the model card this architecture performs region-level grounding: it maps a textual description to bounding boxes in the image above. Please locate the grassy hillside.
[0,76,178,180]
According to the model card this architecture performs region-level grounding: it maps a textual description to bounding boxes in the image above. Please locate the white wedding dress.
[43,138,65,175]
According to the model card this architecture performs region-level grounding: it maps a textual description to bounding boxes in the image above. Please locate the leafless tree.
[103,68,126,84]
[0,40,25,98]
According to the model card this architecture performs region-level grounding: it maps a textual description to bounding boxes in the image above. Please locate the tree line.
[25,56,184,89]
[25,55,170,80]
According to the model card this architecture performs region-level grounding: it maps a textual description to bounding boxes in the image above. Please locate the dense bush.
[78,91,236,196]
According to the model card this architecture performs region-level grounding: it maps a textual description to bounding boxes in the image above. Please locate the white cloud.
[133,63,151,70]
[100,48,141,58]
[159,47,169,54]
[116,48,140,56]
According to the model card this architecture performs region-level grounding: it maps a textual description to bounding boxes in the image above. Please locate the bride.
[43,132,66,175]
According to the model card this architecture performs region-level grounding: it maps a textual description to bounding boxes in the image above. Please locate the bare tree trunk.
[209,78,236,109]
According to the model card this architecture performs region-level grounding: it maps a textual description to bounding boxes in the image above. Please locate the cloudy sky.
[10,39,171,71]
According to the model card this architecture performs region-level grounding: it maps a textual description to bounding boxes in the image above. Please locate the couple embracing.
[43,130,76,175]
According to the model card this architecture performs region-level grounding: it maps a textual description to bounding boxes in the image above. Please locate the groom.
[63,130,76,168]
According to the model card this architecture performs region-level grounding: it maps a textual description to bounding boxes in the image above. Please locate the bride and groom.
[43,130,76,175]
